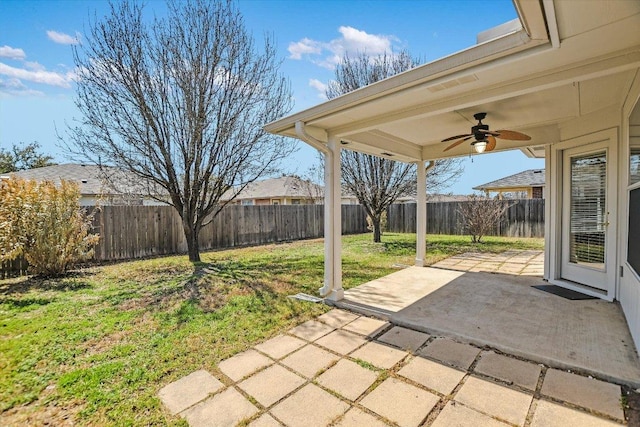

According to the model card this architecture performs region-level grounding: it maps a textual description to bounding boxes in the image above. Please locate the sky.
[0,0,544,194]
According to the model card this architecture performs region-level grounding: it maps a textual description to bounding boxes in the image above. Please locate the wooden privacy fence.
[93,204,368,261]
[386,199,545,238]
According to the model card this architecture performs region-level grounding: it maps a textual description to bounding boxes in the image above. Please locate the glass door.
[561,142,614,290]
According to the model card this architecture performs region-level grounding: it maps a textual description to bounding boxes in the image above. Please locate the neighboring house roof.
[426,194,473,202]
[473,169,545,191]
[229,176,323,201]
[3,163,157,197]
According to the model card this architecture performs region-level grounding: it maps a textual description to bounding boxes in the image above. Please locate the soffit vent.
[426,74,479,93]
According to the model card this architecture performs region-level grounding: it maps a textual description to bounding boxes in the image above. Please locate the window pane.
[630,145,640,185]
[569,151,606,266]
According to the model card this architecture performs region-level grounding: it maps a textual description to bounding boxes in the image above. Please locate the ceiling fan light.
[473,140,487,153]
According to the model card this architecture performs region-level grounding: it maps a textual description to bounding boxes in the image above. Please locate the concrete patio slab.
[270,384,349,427]
[218,349,273,382]
[287,320,335,342]
[316,309,359,328]
[377,326,430,352]
[181,387,258,427]
[530,400,621,427]
[254,334,306,360]
[430,402,510,427]
[431,250,544,276]
[342,267,465,313]
[474,351,541,391]
[341,316,388,337]
[280,344,339,378]
[237,364,305,407]
[249,414,282,427]
[314,329,368,355]
[454,376,533,426]
[248,413,281,427]
[340,265,640,387]
[360,377,439,427]
[161,308,630,427]
[350,341,407,369]
[398,356,466,395]
[334,407,389,427]
[316,359,378,401]
[541,368,624,420]
[419,337,480,370]
[158,370,224,414]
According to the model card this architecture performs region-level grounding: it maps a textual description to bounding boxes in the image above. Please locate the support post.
[415,160,426,266]
[321,137,343,301]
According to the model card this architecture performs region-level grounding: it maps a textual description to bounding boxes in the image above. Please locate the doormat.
[532,285,597,300]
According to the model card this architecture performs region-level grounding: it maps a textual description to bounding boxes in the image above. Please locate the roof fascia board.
[334,47,640,139]
[513,0,550,41]
[265,28,542,134]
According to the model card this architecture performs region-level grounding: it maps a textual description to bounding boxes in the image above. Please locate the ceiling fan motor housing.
[472,124,489,141]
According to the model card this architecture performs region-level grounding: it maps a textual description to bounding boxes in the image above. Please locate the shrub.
[457,195,514,243]
[0,177,99,276]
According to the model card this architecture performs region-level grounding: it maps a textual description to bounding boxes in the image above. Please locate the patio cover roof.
[265,1,640,162]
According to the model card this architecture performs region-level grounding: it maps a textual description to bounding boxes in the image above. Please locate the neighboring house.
[226,176,323,205]
[473,169,545,199]
[266,1,640,351]
[1,163,166,206]
[341,193,415,205]
[226,176,416,206]
[426,194,472,202]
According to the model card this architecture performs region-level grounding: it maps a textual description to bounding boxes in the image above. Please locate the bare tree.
[67,0,295,261]
[457,194,514,243]
[300,153,325,204]
[327,51,463,242]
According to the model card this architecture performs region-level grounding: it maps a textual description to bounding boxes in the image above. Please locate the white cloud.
[0,77,44,96]
[24,61,46,71]
[288,26,398,69]
[288,38,322,60]
[0,45,26,60]
[47,30,81,45]
[309,78,328,100]
[0,62,73,88]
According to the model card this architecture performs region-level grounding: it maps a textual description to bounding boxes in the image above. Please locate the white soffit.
[554,0,640,40]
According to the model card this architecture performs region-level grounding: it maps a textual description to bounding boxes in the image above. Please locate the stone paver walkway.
[431,249,544,276]
[159,309,627,426]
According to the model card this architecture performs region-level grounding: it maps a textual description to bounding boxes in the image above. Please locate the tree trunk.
[183,222,201,262]
[372,216,382,243]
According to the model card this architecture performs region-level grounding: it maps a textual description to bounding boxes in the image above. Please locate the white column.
[415,161,426,266]
[321,137,343,301]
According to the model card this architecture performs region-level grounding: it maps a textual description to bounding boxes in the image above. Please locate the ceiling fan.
[441,112,531,153]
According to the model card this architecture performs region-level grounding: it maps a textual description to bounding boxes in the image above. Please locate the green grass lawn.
[0,233,543,426]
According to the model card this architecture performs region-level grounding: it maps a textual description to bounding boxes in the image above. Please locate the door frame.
[547,128,618,301]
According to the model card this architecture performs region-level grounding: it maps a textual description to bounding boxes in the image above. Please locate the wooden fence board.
[387,199,545,238]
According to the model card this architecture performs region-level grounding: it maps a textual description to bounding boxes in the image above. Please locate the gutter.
[542,0,560,48]
[294,121,329,154]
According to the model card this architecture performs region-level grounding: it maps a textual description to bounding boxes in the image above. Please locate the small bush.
[457,195,514,243]
[0,177,99,276]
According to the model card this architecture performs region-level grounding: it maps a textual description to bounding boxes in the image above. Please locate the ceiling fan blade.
[441,133,472,142]
[443,136,472,151]
[486,136,497,152]
[477,129,500,136]
[495,130,531,141]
